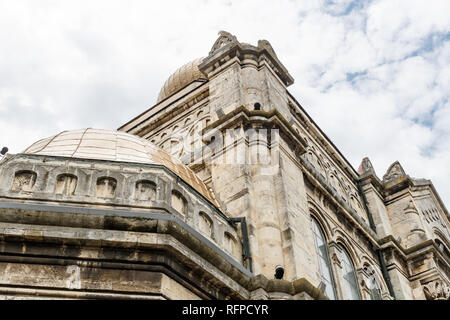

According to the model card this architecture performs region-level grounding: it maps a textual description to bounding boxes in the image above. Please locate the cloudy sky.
[0,0,449,206]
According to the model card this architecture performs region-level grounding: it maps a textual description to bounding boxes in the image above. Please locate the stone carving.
[423,280,450,300]
[383,161,406,183]
[11,170,37,192]
[257,39,278,58]
[209,31,238,55]
[66,265,81,290]
[357,157,375,175]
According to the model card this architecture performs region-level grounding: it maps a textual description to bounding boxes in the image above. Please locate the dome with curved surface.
[22,128,219,208]
[157,58,206,103]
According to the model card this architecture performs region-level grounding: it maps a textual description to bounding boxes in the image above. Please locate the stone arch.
[134,180,157,201]
[433,229,450,254]
[350,194,363,212]
[336,176,349,201]
[308,202,334,240]
[95,176,117,198]
[332,229,361,267]
[361,262,384,299]
[55,173,78,196]
[328,173,340,193]
[198,211,213,239]
[306,149,326,173]
[336,242,361,300]
[11,170,37,192]
[224,232,240,260]
[171,189,187,216]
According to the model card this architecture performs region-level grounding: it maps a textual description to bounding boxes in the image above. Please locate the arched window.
[339,246,361,300]
[311,218,337,300]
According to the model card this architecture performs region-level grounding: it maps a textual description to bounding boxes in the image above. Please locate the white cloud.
[0,0,449,206]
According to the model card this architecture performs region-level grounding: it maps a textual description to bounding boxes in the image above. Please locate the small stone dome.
[22,128,219,207]
[157,58,206,103]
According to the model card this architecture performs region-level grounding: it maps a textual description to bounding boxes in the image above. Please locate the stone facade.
[0,32,448,300]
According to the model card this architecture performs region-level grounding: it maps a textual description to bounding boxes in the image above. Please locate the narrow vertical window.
[311,218,337,300]
[339,246,361,300]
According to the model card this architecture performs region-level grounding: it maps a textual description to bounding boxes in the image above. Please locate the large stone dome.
[22,128,219,207]
[157,57,206,103]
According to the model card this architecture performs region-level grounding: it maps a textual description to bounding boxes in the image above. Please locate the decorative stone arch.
[55,173,78,196]
[134,179,157,201]
[335,176,349,202]
[332,238,362,300]
[433,229,450,256]
[328,173,340,193]
[308,203,334,240]
[332,229,361,267]
[360,260,386,300]
[95,176,118,198]
[168,137,184,158]
[171,189,188,217]
[350,194,363,213]
[45,166,84,195]
[223,231,241,262]
[90,171,124,200]
[198,210,214,239]
[306,148,327,179]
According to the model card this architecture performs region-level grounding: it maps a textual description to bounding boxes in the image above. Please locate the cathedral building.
[0,32,448,300]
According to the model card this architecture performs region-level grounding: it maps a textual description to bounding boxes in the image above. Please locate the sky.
[0,0,449,206]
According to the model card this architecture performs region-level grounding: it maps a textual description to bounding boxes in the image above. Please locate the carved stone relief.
[11,171,37,192]
[423,280,450,300]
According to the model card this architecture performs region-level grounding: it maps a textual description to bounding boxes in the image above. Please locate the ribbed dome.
[157,58,206,103]
[22,128,219,208]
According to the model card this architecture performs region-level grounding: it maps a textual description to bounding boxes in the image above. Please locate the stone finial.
[423,280,450,300]
[257,39,278,58]
[382,161,406,183]
[357,157,375,176]
[209,31,238,55]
